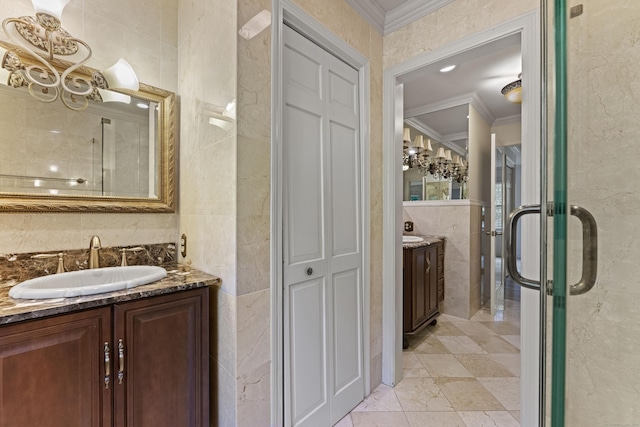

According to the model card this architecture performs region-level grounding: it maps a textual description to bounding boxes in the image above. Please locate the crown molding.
[343,0,386,34]
[442,131,468,142]
[469,92,495,125]
[404,117,467,156]
[385,0,454,35]
[345,0,453,35]
[404,91,475,118]
[493,113,522,126]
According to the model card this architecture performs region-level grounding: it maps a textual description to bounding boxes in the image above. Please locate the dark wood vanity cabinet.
[403,241,444,335]
[0,288,208,427]
[0,307,112,427]
[114,289,208,427]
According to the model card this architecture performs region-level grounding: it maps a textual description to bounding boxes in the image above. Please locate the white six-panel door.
[282,25,364,427]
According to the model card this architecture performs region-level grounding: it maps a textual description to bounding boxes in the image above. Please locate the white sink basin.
[403,236,424,243]
[9,266,168,299]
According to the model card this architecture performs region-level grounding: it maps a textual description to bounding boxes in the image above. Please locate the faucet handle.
[31,252,65,274]
[119,247,145,266]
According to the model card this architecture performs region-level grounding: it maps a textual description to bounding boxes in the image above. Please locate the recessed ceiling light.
[439,65,456,73]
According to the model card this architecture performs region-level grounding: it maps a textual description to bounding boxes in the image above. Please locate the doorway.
[382,10,541,425]
[270,2,372,426]
[281,24,365,426]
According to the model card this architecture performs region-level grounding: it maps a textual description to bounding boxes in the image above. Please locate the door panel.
[283,25,364,427]
[289,279,328,424]
[332,269,361,392]
[329,121,359,256]
[285,104,324,263]
[547,1,640,425]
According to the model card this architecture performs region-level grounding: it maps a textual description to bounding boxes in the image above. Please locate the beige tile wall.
[176,0,238,425]
[383,0,539,69]
[564,1,640,424]
[178,0,382,423]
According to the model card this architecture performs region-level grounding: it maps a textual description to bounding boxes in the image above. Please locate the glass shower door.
[547,1,640,425]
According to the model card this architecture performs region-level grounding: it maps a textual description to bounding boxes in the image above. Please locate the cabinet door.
[409,246,439,331]
[425,246,438,316]
[437,243,445,302]
[409,246,428,330]
[113,288,208,427]
[0,308,112,427]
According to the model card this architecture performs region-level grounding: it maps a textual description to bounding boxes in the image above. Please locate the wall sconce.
[206,99,237,131]
[0,0,139,110]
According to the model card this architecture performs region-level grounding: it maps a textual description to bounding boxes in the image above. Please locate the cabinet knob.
[306,267,313,276]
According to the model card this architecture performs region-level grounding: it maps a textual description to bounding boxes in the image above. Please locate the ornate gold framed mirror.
[0,40,176,213]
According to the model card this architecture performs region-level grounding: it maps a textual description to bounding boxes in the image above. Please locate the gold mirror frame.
[0,40,176,213]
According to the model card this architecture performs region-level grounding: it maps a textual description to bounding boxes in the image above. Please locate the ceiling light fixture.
[0,0,139,110]
[439,65,456,73]
[501,73,522,104]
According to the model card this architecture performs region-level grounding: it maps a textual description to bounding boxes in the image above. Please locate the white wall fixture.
[0,0,139,110]
[239,10,272,40]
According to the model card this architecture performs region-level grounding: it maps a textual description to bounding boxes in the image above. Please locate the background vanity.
[403,236,444,342]
[403,200,483,320]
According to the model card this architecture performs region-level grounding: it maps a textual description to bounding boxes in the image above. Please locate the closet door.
[282,25,364,427]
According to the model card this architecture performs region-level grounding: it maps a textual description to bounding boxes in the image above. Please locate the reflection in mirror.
[0,84,159,199]
[0,46,175,212]
[402,126,468,201]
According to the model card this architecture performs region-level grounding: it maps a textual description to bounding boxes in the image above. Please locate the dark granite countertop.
[0,264,220,325]
[402,235,445,249]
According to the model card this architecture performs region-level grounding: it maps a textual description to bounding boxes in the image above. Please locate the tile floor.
[339,291,521,427]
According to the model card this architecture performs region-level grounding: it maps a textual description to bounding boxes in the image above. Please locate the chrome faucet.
[88,235,101,269]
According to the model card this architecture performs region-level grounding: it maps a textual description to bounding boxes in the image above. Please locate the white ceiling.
[402,33,522,152]
[344,0,454,35]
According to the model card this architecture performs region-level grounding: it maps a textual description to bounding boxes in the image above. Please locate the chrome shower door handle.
[568,205,598,296]
[506,203,598,295]
[506,204,542,290]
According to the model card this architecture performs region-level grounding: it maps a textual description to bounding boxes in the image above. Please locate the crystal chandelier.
[0,0,139,110]
[402,128,468,183]
[402,132,432,171]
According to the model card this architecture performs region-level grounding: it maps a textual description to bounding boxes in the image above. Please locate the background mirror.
[0,84,159,198]
[402,125,469,201]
